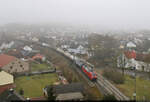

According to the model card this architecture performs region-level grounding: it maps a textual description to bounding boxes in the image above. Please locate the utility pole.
[133,66,136,100]
[122,53,125,75]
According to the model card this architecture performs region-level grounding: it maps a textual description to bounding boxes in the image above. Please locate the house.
[117,51,150,72]
[32,53,46,62]
[23,46,32,52]
[7,49,23,58]
[67,45,87,55]
[0,71,14,86]
[42,43,49,47]
[61,45,69,49]
[0,54,29,74]
[31,37,39,42]
[0,41,14,50]
[0,71,14,95]
[76,45,87,54]
[126,41,136,48]
[43,83,84,100]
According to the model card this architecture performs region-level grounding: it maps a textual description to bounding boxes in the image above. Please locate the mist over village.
[0,0,150,101]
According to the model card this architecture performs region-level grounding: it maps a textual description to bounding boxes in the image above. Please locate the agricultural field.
[15,73,58,98]
[30,62,52,72]
[116,75,150,100]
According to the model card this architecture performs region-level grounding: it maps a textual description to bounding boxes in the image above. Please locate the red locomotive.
[75,59,97,81]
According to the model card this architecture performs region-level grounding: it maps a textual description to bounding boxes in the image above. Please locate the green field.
[15,73,58,98]
[116,75,150,100]
[30,62,52,71]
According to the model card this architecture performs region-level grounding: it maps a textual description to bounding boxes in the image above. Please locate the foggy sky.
[0,0,150,29]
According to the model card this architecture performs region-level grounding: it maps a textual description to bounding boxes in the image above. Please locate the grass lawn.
[15,73,58,98]
[30,62,52,72]
[116,75,150,100]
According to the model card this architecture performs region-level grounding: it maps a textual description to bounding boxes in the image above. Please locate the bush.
[103,94,116,100]
[103,68,125,84]
[47,86,56,100]
[19,88,24,95]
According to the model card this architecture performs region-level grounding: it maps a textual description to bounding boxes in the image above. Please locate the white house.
[61,45,70,49]
[67,45,87,55]
[126,41,136,48]
[23,46,32,52]
[76,45,87,54]
[117,51,150,72]
[42,43,50,47]
[32,37,39,42]
[0,41,14,50]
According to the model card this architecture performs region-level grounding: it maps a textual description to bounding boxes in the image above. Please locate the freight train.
[75,59,97,81]
[56,48,97,81]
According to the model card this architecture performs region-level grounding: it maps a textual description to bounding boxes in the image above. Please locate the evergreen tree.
[19,88,24,95]
[47,86,56,100]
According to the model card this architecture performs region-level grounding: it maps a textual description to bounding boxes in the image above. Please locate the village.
[0,35,86,101]
[0,24,150,101]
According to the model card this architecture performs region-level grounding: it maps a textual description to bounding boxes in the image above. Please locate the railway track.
[96,74,129,100]
[56,48,130,101]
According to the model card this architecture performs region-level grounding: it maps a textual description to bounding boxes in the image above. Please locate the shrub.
[47,86,56,100]
[103,94,116,100]
[19,88,24,95]
[103,68,125,84]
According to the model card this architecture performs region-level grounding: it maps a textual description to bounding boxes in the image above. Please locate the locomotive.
[75,59,97,81]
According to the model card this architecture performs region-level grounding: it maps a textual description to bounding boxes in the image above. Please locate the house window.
[20,65,23,67]
[10,66,13,69]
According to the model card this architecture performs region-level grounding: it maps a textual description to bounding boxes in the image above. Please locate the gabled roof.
[32,53,44,60]
[46,83,84,95]
[0,71,14,86]
[124,51,136,59]
[56,92,84,100]
[23,46,32,51]
[0,54,16,68]
[124,51,150,63]
[126,42,136,48]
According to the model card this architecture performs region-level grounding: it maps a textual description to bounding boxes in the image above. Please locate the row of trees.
[87,34,120,67]
[103,68,125,84]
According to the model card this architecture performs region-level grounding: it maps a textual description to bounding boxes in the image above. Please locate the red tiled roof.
[32,54,44,60]
[0,84,14,95]
[124,51,150,63]
[0,54,16,68]
[124,51,136,59]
